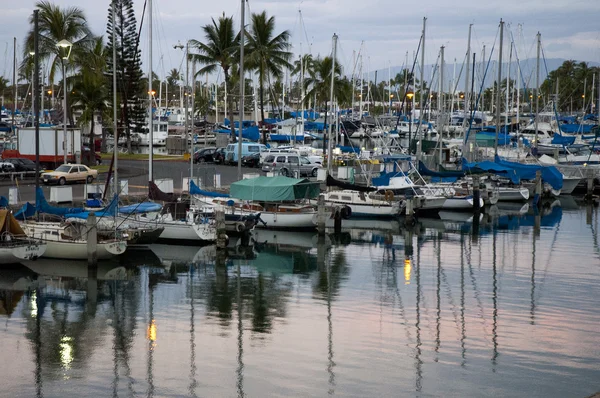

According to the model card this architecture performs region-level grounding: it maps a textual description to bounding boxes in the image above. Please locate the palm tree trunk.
[90,115,96,164]
[260,69,266,144]
[225,73,235,142]
[101,117,107,153]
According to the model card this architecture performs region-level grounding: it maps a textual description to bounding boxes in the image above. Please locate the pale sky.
[1,0,600,83]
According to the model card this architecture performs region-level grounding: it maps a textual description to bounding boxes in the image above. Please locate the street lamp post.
[56,39,73,164]
[406,91,414,153]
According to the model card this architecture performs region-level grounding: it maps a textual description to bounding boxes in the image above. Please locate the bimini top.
[230,176,320,201]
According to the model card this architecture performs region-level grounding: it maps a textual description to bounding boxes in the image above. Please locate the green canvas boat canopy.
[229,176,320,201]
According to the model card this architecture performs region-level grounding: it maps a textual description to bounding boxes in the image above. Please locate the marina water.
[1,199,600,397]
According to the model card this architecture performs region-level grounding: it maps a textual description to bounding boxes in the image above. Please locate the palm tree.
[245,11,292,144]
[71,36,109,154]
[166,68,180,107]
[304,56,347,108]
[189,15,238,139]
[24,1,92,93]
[292,54,315,108]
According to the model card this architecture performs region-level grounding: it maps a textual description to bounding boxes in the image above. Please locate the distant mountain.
[364,58,600,90]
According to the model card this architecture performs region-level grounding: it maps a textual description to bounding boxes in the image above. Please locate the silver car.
[262,154,322,177]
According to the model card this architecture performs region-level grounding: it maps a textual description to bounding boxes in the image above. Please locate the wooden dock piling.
[472,176,481,212]
[317,195,326,236]
[87,212,97,267]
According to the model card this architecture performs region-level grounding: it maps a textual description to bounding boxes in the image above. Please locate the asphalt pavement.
[0,159,263,204]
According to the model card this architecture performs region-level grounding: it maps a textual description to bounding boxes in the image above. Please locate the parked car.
[2,158,38,172]
[224,142,267,164]
[261,154,322,177]
[241,152,261,168]
[0,161,15,173]
[194,147,216,163]
[213,147,226,164]
[42,164,98,185]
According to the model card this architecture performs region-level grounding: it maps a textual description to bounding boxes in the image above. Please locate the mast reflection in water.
[2,201,600,397]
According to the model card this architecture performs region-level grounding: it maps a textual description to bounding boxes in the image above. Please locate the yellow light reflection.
[30,291,37,318]
[147,319,157,342]
[60,336,74,370]
[404,258,412,284]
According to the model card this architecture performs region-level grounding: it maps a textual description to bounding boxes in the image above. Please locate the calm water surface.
[1,199,600,397]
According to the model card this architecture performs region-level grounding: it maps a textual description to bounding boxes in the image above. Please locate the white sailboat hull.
[20,222,127,260]
[441,197,484,210]
[41,240,126,260]
[560,176,581,195]
[496,188,530,202]
[0,241,47,264]
[256,211,316,229]
[126,216,216,242]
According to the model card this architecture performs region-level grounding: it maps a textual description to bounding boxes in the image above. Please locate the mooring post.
[215,210,227,249]
[317,194,326,236]
[586,177,594,201]
[404,197,415,226]
[534,170,542,207]
[87,212,97,267]
[334,206,342,234]
[472,176,481,212]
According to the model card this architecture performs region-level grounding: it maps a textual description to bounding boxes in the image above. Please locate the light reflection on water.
[1,200,600,397]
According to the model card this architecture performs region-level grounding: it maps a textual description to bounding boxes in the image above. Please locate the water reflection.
[3,199,600,397]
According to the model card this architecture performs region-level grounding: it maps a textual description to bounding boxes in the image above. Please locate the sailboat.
[134,0,216,244]
[19,189,127,259]
[17,18,126,261]
[0,209,46,264]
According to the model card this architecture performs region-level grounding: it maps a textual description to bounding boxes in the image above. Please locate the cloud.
[1,0,599,82]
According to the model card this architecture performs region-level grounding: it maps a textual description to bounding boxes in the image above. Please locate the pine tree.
[106,0,145,153]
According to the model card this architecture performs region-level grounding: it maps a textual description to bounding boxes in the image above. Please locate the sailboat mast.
[112,0,118,195]
[327,33,338,175]
[464,24,472,124]
[534,32,540,148]
[237,0,245,180]
[417,17,426,162]
[148,0,153,182]
[359,52,363,119]
[439,46,445,166]
[506,42,512,127]
[34,10,40,192]
[12,37,16,132]
[494,19,504,155]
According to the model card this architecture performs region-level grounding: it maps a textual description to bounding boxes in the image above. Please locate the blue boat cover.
[270,134,305,142]
[0,196,8,208]
[336,145,360,154]
[14,202,36,220]
[494,155,563,190]
[418,161,465,178]
[559,124,594,134]
[189,181,229,198]
[36,187,84,216]
[461,159,520,184]
[551,134,576,145]
[119,202,163,214]
[65,194,119,219]
[214,125,260,141]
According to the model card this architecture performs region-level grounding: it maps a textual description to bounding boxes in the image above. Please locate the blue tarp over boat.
[494,155,563,190]
[190,181,230,198]
[14,202,36,220]
[551,134,576,145]
[461,159,520,184]
[65,195,119,219]
[119,202,163,214]
[214,125,260,141]
[36,187,84,216]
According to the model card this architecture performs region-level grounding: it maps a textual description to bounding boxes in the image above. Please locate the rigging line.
[393,33,423,131]
[464,25,499,144]
[507,26,529,99]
